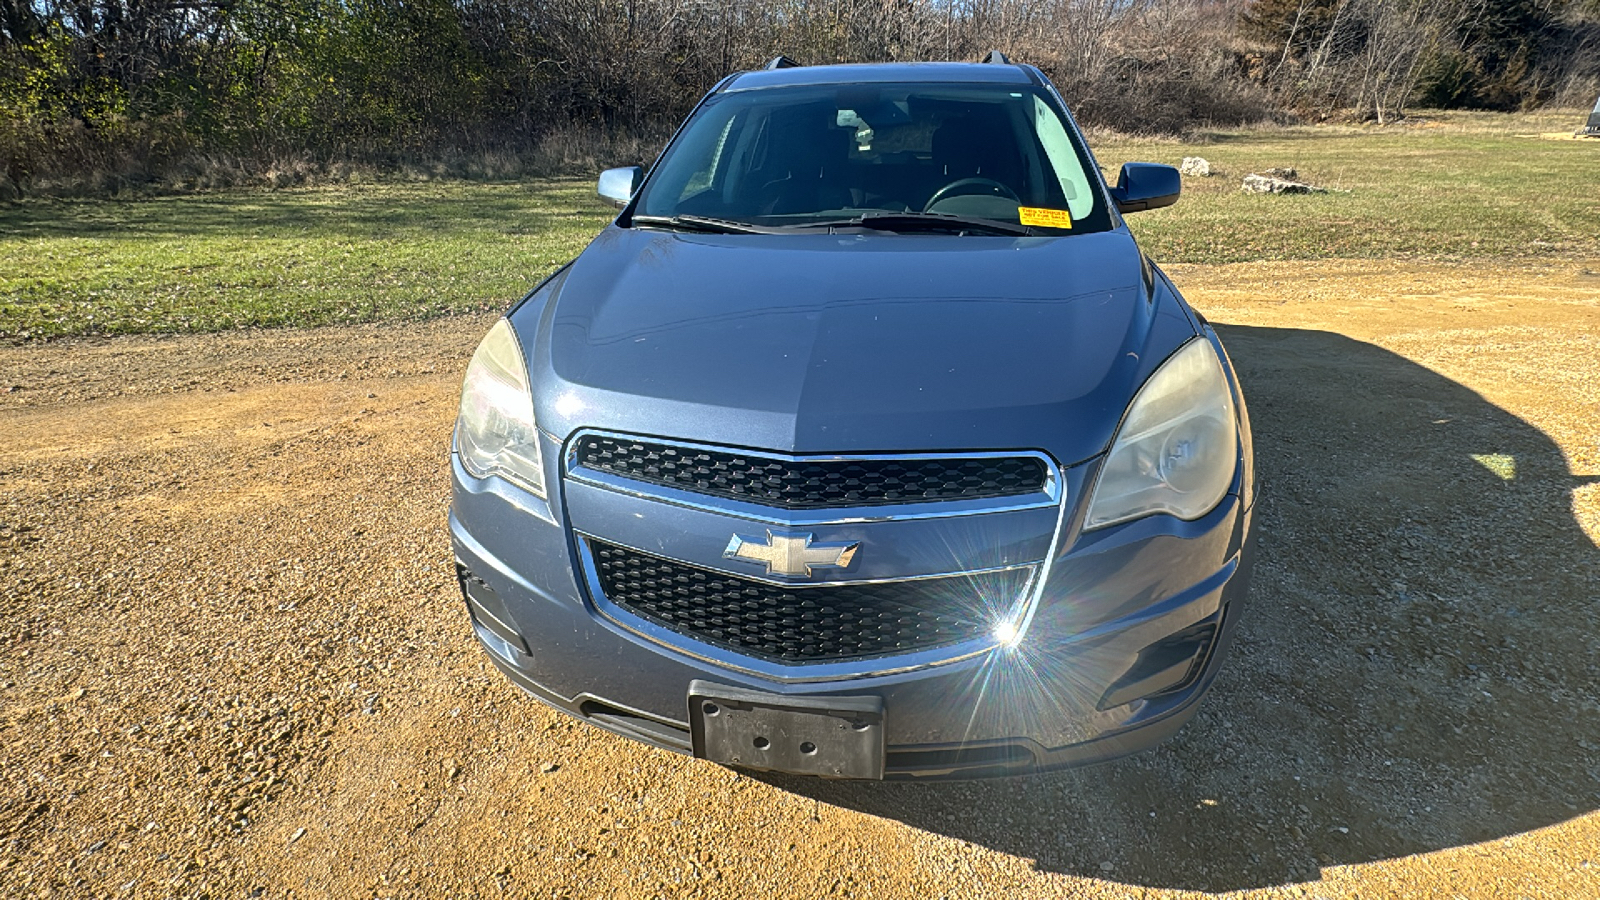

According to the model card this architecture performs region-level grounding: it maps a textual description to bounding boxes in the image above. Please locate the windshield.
[632,82,1110,234]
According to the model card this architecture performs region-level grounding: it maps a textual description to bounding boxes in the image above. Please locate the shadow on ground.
[763,324,1600,892]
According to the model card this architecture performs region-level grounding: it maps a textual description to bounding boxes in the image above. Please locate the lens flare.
[993,620,1020,646]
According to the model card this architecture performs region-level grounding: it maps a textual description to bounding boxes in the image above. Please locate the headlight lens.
[1083,337,1237,530]
[456,318,545,496]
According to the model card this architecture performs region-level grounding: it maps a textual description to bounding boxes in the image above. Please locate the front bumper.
[448,448,1256,780]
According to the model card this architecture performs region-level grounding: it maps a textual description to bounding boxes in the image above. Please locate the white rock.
[1242,173,1326,195]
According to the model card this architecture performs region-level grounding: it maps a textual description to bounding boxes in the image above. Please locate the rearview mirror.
[1110,163,1181,214]
[598,166,644,209]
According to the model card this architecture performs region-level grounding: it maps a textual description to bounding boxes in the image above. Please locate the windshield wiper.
[632,211,1034,237]
[796,212,1034,237]
[629,214,783,235]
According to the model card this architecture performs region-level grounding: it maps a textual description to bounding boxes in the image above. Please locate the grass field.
[1096,115,1600,263]
[0,181,611,339]
[2,110,1597,340]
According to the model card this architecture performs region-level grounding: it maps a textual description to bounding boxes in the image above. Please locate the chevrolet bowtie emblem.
[723,530,860,577]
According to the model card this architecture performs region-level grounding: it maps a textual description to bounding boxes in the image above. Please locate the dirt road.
[3,259,1599,898]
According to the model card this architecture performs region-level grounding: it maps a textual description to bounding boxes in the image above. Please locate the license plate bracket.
[688,681,885,780]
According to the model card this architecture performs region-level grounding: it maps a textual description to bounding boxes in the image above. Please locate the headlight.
[456,318,545,496]
[1083,337,1237,530]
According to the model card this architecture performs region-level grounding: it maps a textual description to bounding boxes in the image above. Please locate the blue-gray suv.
[450,56,1256,780]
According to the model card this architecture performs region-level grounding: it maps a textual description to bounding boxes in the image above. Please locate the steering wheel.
[923,177,1019,212]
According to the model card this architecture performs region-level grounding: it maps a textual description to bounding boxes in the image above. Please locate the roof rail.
[765,56,802,70]
[981,50,1011,65]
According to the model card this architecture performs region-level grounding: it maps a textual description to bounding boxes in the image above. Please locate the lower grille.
[589,541,1031,663]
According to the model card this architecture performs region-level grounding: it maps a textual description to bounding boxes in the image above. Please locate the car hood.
[515,225,1198,466]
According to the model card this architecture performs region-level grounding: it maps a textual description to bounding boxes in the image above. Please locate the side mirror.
[1110,163,1180,214]
[598,166,643,209]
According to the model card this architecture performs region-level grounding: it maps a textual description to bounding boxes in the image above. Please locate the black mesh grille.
[590,541,1030,663]
[573,436,1048,509]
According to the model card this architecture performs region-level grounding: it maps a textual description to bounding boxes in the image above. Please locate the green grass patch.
[0,180,613,339]
[1096,120,1600,264]
[3,113,1598,339]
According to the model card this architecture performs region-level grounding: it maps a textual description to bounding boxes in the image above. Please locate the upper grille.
[573,435,1048,509]
[590,541,1030,663]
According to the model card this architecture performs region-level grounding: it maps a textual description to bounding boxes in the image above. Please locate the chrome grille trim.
[561,429,1071,682]
[573,531,1037,588]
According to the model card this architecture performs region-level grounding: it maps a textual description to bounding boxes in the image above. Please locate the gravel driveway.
[3,258,1598,898]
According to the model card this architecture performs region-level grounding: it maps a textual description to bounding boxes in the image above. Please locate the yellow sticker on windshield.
[1018,207,1073,229]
